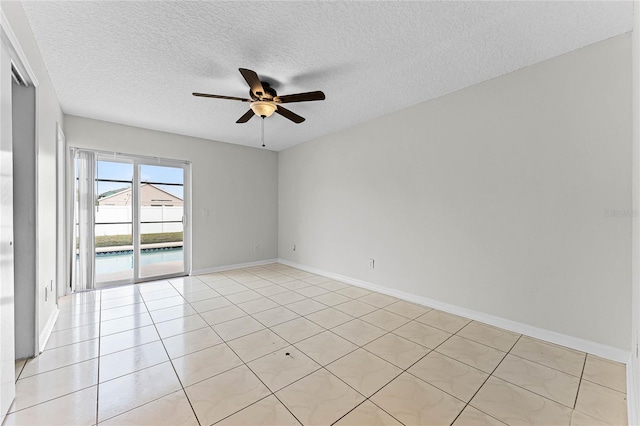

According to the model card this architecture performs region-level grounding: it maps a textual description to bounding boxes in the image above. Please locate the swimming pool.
[94,247,183,275]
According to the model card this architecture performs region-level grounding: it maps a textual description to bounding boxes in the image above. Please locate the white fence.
[95,206,183,235]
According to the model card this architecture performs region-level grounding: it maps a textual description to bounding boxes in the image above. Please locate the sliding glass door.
[94,159,134,284]
[74,150,190,289]
[138,164,185,279]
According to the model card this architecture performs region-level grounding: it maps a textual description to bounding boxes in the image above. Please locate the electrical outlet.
[293,244,296,251]
[253,244,260,252]
[202,209,209,217]
[368,258,375,269]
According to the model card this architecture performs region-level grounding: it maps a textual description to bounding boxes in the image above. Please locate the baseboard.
[628,355,639,426]
[192,258,278,276]
[38,306,59,353]
[278,258,630,364]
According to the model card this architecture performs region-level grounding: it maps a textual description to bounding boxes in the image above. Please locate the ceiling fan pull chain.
[261,116,265,147]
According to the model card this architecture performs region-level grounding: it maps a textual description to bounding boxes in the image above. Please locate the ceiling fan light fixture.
[250,101,277,118]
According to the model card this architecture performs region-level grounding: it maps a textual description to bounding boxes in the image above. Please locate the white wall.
[279,34,632,351]
[1,1,63,353]
[630,1,639,422]
[64,115,278,271]
[0,33,15,422]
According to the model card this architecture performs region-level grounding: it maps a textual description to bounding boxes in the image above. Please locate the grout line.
[252,303,433,424]
[6,385,99,417]
[169,277,289,422]
[88,286,174,424]
[447,333,520,426]
[164,278,306,425]
[505,351,585,380]
[322,315,448,425]
[137,284,203,426]
[95,289,102,425]
[573,352,588,409]
[15,359,27,382]
[579,377,628,395]
[37,330,101,352]
[188,269,379,423]
[479,333,595,412]
[268,393,305,426]
[204,272,445,424]
[17,343,100,382]
[53,263,620,426]
[365,399,408,426]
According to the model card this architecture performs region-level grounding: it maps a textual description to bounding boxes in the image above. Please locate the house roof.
[98,183,182,202]
[21,1,632,151]
[97,187,129,200]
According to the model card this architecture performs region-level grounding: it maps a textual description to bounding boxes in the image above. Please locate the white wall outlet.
[202,209,209,217]
[368,258,375,269]
[253,244,260,252]
[293,244,296,251]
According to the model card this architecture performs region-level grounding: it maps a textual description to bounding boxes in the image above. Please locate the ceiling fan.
[193,68,325,124]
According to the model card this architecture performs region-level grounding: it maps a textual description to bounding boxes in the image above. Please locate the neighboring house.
[97,183,183,206]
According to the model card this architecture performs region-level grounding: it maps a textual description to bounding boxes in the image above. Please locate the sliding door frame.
[72,148,192,288]
[133,157,191,284]
[93,153,134,288]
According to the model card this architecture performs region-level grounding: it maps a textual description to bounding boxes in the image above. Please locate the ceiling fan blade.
[236,109,255,124]
[275,91,325,104]
[239,68,266,98]
[275,106,305,123]
[192,92,250,102]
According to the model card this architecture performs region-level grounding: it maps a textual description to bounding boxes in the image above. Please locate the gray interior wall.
[0,35,16,420]
[279,33,632,350]
[64,115,278,271]
[12,79,35,359]
[631,3,639,418]
[2,1,65,351]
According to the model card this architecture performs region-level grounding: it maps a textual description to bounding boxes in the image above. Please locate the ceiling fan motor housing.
[251,81,277,101]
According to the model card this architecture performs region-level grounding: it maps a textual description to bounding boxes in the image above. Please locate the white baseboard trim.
[278,258,630,364]
[628,355,639,426]
[38,307,59,354]
[192,258,278,276]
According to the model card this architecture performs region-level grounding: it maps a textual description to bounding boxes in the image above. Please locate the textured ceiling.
[22,1,632,151]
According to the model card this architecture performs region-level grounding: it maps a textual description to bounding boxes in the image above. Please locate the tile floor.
[5,263,628,425]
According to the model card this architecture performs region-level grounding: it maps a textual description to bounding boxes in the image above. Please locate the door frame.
[72,148,192,288]
[56,124,66,299]
[0,7,40,420]
[133,158,191,283]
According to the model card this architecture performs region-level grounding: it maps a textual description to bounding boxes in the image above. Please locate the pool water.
[95,248,183,275]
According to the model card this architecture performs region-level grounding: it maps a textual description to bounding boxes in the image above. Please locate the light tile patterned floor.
[5,263,628,425]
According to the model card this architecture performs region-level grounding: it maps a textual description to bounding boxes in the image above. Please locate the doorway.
[72,150,190,290]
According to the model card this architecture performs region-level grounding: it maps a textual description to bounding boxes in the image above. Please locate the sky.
[95,161,184,199]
